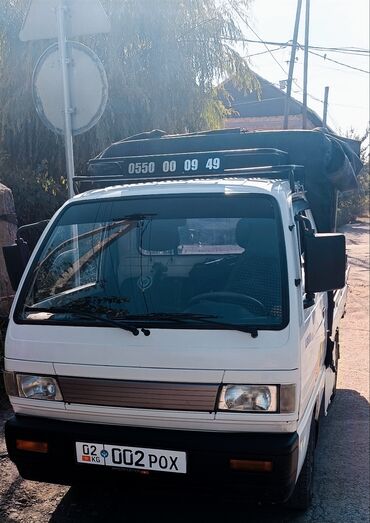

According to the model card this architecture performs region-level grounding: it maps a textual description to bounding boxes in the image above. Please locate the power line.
[306,48,370,74]
[330,102,369,110]
[246,40,370,75]
[232,94,369,111]
[228,2,324,119]
[227,2,321,112]
[222,36,370,56]
[225,3,369,121]
[227,1,289,78]
[296,84,323,104]
[224,6,369,77]
[326,111,341,131]
[309,61,360,75]
[248,45,287,58]
[178,16,218,40]
[323,48,370,57]
[230,96,286,106]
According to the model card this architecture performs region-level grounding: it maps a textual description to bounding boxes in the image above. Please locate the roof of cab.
[71,177,291,202]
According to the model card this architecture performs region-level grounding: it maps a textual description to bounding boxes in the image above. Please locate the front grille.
[58,376,219,412]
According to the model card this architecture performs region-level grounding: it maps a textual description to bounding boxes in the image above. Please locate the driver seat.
[225,219,282,318]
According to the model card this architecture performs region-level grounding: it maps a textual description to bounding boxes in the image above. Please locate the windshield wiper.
[126,312,259,338]
[24,308,258,337]
[24,306,142,336]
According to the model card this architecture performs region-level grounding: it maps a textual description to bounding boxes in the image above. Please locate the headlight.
[219,385,278,412]
[218,384,295,413]
[16,374,63,401]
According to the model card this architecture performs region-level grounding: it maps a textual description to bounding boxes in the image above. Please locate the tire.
[286,419,316,511]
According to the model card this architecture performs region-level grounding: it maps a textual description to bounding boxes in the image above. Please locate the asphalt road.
[0,219,369,523]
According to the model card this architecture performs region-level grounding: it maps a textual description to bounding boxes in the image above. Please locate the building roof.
[224,74,325,128]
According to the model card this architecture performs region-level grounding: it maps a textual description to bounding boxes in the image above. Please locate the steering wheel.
[188,292,266,316]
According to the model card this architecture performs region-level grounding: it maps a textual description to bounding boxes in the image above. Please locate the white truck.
[2,129,362,509]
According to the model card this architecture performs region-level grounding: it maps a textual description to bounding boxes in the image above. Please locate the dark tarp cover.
[100,129,363,232]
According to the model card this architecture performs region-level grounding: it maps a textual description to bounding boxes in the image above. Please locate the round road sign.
[32,41,108,135]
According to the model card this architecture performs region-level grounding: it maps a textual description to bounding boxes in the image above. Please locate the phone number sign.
[122,155,223,177]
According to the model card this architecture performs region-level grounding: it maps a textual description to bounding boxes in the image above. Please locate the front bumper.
[6,415,298,503]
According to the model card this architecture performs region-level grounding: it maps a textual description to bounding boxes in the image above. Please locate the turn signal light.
[16,439,48,453]
[229,459,273,472]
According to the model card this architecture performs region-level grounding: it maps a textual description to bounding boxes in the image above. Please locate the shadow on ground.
[44,389,369,523]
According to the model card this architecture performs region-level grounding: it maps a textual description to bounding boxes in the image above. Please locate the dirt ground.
[0,219,369,523]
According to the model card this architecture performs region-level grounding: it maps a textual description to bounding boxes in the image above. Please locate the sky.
[237,0,369,137]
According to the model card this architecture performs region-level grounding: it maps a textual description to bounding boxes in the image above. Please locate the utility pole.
[283,0,303,129]
[323,86,329,128]
[56,0,75,198]
[302,0,310,129]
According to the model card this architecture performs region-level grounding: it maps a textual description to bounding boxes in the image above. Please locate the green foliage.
[337,128,369,226]
[0,150,67,225]
[0,0,255,224]
[337,166,369,226]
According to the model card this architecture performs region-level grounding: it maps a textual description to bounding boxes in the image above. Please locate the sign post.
[56,1,75,198]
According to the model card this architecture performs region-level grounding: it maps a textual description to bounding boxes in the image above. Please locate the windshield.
[17,194,288,330]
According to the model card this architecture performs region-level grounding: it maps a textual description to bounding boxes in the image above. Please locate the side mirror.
[2,238,30,291]
[304,233,346,293]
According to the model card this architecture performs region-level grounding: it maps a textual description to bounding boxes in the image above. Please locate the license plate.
[76,442,186,474]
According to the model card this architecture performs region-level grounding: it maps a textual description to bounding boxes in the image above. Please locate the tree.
[0,0,255,224]
[337,128,369,226]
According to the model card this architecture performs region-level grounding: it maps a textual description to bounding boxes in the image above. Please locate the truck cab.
[3,129,361,509]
